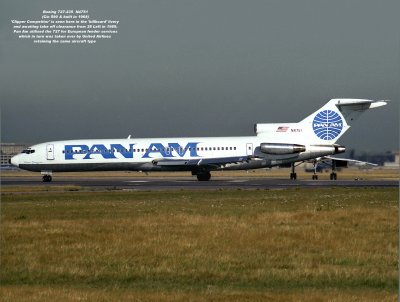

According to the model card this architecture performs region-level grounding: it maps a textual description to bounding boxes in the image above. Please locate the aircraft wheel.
[196,172,211,181]
[42,175,52,182]
[290,173,297,180]
[312,175,318,180]
[330,173,337,180]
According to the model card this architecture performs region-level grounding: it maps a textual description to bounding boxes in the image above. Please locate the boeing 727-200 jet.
[10,99,387,182]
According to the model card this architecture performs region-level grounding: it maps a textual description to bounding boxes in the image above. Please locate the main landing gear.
[312,160,318,180]
[330,160,337,180]
[196,171,211,181]
[290,163,297,180]
[311,159,338,181]
[193,171,211,181]
[289,160,338,181]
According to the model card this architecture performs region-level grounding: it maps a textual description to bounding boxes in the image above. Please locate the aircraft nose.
[10,154,20,167]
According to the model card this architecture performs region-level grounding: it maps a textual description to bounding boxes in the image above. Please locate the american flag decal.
[276,126,289,132]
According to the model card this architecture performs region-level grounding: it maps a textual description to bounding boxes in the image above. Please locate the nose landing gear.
[41,171,53,182]
[42,175,52,182]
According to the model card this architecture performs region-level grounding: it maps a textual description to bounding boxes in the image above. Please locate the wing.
[152,155,251,169]
[320,156,378,167]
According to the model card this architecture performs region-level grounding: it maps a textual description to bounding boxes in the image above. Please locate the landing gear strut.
[312,160,318,180]
[196,171,211,181]
[330,160,337,180]
[290,163,297,180]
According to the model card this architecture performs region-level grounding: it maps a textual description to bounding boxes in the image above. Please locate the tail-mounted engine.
[260,143,306,155]
[334,145,346,154]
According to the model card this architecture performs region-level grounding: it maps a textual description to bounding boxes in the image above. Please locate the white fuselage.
[10,136,339,173]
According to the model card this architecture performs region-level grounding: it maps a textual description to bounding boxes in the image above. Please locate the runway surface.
[2,176,398,191]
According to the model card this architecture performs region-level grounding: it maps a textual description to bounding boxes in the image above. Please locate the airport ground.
[2,166,399,180]
[1,167,399,193]
[0,168,398,301]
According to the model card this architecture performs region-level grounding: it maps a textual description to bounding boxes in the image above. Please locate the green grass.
[1,188,398,301]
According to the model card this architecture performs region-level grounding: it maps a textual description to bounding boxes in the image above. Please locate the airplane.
[10,98,387,182]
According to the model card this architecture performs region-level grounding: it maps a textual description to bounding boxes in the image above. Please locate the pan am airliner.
[10,99,387,182]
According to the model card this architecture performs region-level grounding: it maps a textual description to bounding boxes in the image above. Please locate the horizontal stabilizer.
[335,99,388,108]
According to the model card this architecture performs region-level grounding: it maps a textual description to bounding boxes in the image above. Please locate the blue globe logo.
[313,110,343,140]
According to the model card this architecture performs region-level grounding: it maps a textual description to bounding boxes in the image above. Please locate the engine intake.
[260,143,306,155]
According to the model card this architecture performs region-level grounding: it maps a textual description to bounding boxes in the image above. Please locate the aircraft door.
[46,144,55,160]
[246,143,253,156]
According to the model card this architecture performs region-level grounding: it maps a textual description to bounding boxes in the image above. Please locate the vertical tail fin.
[299,99,388,143]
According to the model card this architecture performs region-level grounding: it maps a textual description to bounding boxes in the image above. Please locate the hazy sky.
[1,0,399,153]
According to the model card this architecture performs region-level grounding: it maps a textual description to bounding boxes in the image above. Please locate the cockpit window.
[21,149,35,154]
